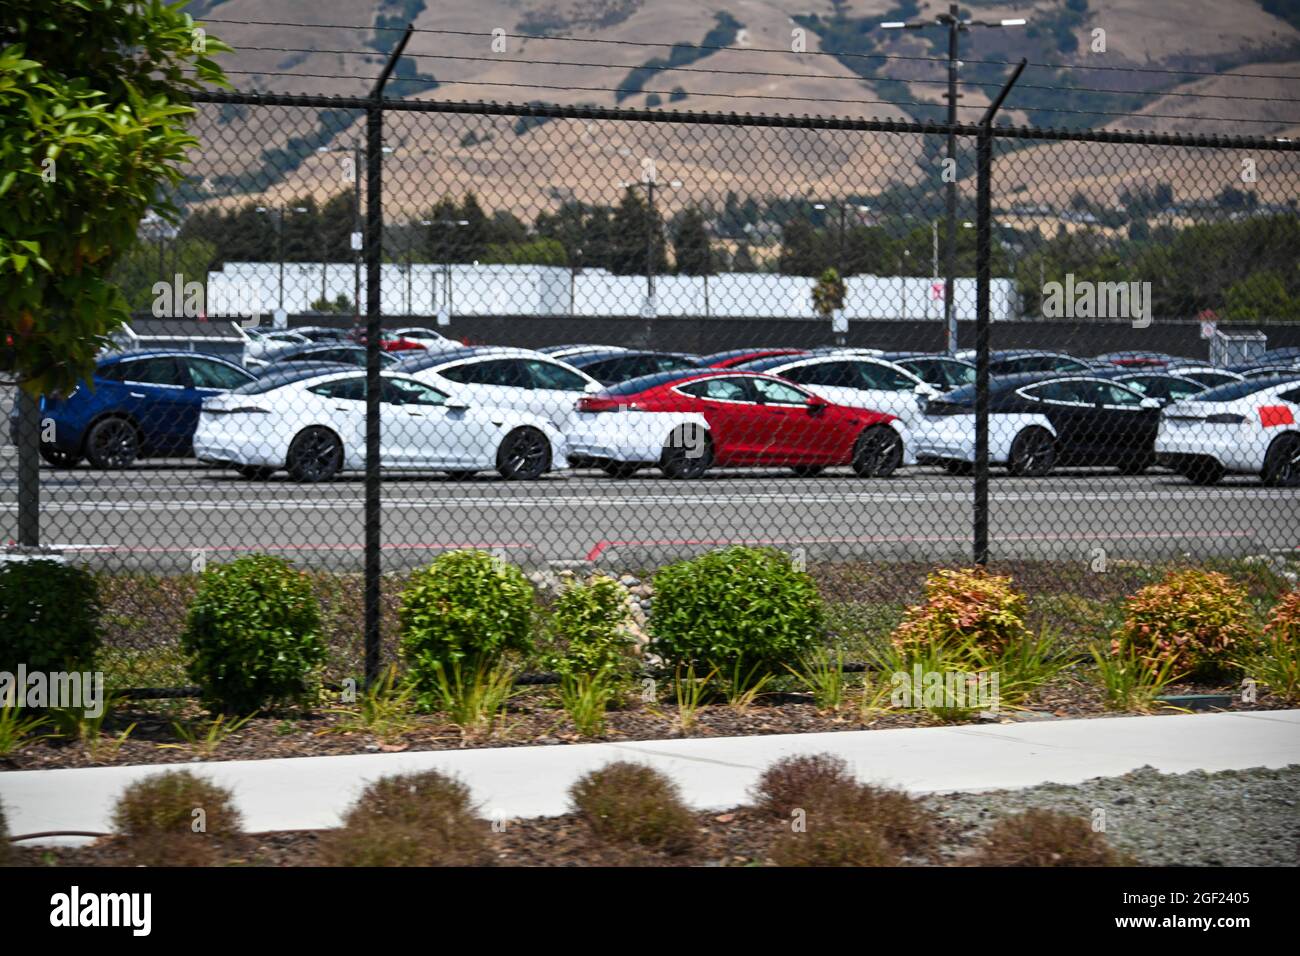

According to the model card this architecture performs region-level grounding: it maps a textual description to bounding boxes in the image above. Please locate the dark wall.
[283,314,1300,360]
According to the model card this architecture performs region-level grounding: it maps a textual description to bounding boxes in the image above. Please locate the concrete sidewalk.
[2,710,1298,840]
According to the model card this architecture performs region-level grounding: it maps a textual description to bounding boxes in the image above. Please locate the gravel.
[922,764,1300,866]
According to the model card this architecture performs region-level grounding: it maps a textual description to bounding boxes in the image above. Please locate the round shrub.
[181,554,326,714]
[1265,586,1300,644]
[568,761,698,854]
[892,567,1028,658]
[399,551,533,708]
[321,770,493,867]
[545,574,637,683]
[111,770,243,867]
[1113,568,1255,676]
[769,815,896,867]
[978,809,1127,866]
[0,558,100,678]
[648,546,822,682]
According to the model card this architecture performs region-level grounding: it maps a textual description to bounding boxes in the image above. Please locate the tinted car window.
[1022,381,1085,404]
[782,361,856,388]
[188,358,252,390]
[309,377,367,401]
[120,357,184,386]
[381,378,447,406]
[679,377,751,402]
[1195,376,1300,402]
[527,360,590,391]
[855,362,915,390]
[1277,388,1300,404]
[441,359,530,388]
[1091,381,1145,406]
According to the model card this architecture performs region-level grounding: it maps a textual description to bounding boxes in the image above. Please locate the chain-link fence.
[4,90,1299,691]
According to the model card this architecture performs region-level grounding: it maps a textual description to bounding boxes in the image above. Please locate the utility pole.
[256,204,307,312]
[620,176,681,319]
[881,6,1027,354]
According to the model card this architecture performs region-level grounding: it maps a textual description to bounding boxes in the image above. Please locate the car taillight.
[576,396,628,413]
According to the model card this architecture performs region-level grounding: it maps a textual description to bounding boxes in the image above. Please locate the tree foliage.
[1,0,228,392]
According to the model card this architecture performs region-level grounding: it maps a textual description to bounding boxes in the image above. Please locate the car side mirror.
[807,396,828,415]
[1139,397,1161,409]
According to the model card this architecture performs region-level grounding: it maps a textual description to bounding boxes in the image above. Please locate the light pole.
[813,201,871,278]
[619,177,681,318]
[317,144,392,319]
[420,218,468,323]
[881,5,1027,354]
[256,204,308,313]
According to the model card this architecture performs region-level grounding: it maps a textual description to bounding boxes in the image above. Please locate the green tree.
[672,207,713,275]
[812,267,846,319]
[1224,270,1300,323]
[609,188,668,276]
[1,1,228,392]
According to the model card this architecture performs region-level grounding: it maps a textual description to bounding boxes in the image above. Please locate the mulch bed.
[1,674,1285,772]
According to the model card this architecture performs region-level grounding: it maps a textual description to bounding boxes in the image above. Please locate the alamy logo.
[50,886,151,936]
[1041,273,1152,327]
[152,273,261,328]
[0,666,104,718]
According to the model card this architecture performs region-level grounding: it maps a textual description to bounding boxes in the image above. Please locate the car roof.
[102,349,240,364]
[989,349,1084,361]
[601,366,798,396]
[1192,373,1300,402]
[393,345,561,373]
[700,348,804,364]
[880,351,974,365]
[566,349,698,366]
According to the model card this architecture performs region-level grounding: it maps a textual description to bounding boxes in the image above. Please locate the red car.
[700,348,808,369]
[576,369,904,478]
[348,329,427,352]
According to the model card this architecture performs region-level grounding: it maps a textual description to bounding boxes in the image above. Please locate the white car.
[1156,375,1300,485]
[239,328,309,365]
[390,327,460,351]
[396,346,601,432]
[565,397,709,478]
[911,396,1057,474]
[733,353,940,464]
[193,366,567,482]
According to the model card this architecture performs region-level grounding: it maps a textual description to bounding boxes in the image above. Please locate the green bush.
[321,770,493,867]
[399,550,534,705]
[545,574,637,683]
[648,546,822,685]
[1113,568,1255,677]
[892,567,1028,659]
[111,770,243,867]
[0,558,101,678]
[181,555,326,713]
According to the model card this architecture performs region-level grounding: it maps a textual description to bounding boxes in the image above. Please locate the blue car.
[9,350,256,469]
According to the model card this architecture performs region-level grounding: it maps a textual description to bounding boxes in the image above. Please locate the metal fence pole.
[363,23,413,689]
[15,388,39,546]
[974,59,1026,566]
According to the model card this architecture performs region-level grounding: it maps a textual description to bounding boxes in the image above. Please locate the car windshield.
[1193,376,1300,402]
[604,369,701,396]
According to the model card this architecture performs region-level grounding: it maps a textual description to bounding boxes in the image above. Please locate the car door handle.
[129,392,145,399]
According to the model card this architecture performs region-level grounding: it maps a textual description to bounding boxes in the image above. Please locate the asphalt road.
[2,446,1296,573]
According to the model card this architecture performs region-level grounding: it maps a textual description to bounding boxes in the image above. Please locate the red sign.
[930,282,944,301]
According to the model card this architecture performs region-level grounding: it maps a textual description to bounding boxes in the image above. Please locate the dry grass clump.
[568,762,699,855]
[111,770,243,866]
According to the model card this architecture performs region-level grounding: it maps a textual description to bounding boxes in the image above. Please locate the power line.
[201,17,1300,81]
[232,45,1300,103]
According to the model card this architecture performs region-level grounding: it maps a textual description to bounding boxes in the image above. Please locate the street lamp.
[881,5,1027,354]
[317,144,393,319]
[420,218,469,324]
[619,176,681,318]
[256,204,308,313]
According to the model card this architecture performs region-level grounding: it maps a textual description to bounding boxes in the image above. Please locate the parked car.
[1088,368,1209,406]
[194,366,567,482]
[1156,374,1300,486]
[564,349,701,385]
[347,328,428,352]
[1092,350,1190,369]
[10,350,255,469]
[397,346,600,431]
[878,352,976,391]
[241,328,309,365]
[699,348,807,369]
[1161,365,1245,388]
[572,369,904,479]
[985,350,1095,376]
[249,343,400,373]
[914,372,1163,476]
[733,352,939,460]
[389,327,462,351]
[1239,364,1300,380]
[538,344,629,359]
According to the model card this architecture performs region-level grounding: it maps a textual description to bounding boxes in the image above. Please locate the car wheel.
[286,427,343,482]
[1117,455,1153,476]
[790,465,826,478]
[444,470,478,480]
[85,417,140,469]
[1007,427,1055,477]
[39,445,81,468]
[496,427,551,480]
[235,465,275,480]
[1261,434,1300,487]
[1176,456,1225,486]
[601,461,641,479]
[660,425,712,479]
[942,460,973,476]
[851,426,903,478]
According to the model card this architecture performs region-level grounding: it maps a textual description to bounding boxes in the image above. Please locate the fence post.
[363,23,413,689]
[15,388,39,546]
[973,59,1026,566]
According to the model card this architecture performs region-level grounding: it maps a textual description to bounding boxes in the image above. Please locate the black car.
[927,371,1163,475]
[879,351,975,390]
[1092,350,1191,369]
[986,350,1095,376]
[564,349,700,385]
[1088,368,1208,406]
